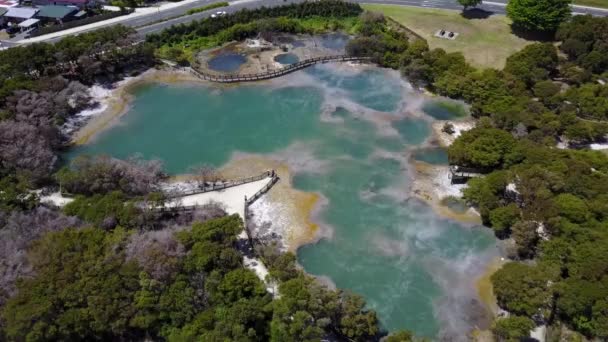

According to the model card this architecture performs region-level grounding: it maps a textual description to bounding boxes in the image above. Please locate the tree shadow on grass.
[510,25,556,42]
[460,8,494,20]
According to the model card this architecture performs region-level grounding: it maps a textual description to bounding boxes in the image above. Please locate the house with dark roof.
[36,5,77,22]
[32,0,95,10]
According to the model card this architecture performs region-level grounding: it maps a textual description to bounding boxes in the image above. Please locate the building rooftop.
[18,17,40,27]
[0,0,19,7]
[56,0,89,4]
[37,5,77,19]
[4,7,38,19]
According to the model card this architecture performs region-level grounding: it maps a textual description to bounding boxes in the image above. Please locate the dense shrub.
[56,155,165,196]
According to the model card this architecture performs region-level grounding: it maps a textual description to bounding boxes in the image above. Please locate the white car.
[210,10,226,18]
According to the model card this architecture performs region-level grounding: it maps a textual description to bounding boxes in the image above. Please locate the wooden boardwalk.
[189,55,371,83]
[449,165,484,184]
[164,170,274,199]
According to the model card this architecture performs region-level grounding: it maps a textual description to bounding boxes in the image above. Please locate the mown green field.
[574,0,608,8]
[362,4,537,69]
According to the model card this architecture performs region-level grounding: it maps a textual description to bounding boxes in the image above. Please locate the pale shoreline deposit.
[69,67,203,145]
[408,118,481,224]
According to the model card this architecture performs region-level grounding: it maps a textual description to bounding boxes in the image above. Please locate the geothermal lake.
[70,65,498,339]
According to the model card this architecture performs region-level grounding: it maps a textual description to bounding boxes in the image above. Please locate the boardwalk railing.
[243,171,279,248]
[189,55,371,83]
[246,172,279,206]
[165,170,274,199]
[449,165,485,184]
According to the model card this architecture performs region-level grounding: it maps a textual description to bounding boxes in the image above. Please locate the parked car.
[211,10,226,18]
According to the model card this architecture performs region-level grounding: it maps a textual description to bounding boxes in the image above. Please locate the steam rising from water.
[266,65,497,339]
[75,63,498,339]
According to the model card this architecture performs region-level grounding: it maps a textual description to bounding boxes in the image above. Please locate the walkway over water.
[189,55,372,83]
[163,170,278,218]
[449,165,484,184]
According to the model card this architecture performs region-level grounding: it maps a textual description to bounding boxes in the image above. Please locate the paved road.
[135,0,608,37]
[2,0,608,46]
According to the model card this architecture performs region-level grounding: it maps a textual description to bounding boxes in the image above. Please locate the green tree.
[458,0,482,10]
[1,228,140,341]
[557,15,608,74]
[385,330,414,342]
[449,127,521,169]
[0,175,38,211]
[489,203,520,237]
[337,292,379,340]
[504,43,558,87]
[533,80,561,107]
[216,269,268,304]
[63,191,142,229]
[463,170,510,222]
[511,220,540,258]
[506,0,572,32]
[556,278,608,336]
[492,316,535,342]
[553,193,589,223]
[491,262,557,317]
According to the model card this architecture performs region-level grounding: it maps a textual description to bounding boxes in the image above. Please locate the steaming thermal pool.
[70,65,499,339]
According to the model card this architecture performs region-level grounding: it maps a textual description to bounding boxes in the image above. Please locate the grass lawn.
[362,4,536,69]
[574,0,608,8]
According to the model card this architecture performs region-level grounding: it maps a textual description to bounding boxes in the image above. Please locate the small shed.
[4,7,39,22]
[36,5,77,21]
[18,17,40,29]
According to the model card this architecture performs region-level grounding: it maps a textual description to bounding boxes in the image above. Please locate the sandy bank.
[71,67,202,145]
[410,161,481,224]
[217,155,321,252]
[431,119,476,148]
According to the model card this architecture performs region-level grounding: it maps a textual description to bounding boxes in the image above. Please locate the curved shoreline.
[70,66,502,337]
[71,68,205,145]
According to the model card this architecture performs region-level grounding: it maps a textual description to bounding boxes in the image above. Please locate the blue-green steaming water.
[70,65,498,339]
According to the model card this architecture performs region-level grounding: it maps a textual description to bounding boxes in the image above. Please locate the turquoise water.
[207,53,247,72]
[413,147,449,165]
[70,65,497,339]
[274,53,300,65]
[422,100,468,120]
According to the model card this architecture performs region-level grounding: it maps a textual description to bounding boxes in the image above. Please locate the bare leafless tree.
[0,120,57,183]
[189,164,221,189]
[125,228,186,282]
[58,154,165,196]
[0,207,81,305]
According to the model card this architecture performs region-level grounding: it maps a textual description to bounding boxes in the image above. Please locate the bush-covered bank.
[0,214,412,341]
[346,8,608,340]
[156,16,360,64]
[146,0,362,47]
[0,2,417,341]
[0,25,155,202]
[149,0,363,63]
